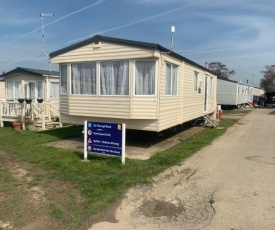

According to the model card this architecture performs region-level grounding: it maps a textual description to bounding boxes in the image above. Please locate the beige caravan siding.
[182,63,214,122]
[68,96,131,119]
[131,97,158,119]
[51,42,158,63]
[6,74,43,81]
[206,75,217,112]
[253,87,263,96]
[0,82,5,99]
[61,114,158,131]
[60,95,69,114]
[158,55,184,131]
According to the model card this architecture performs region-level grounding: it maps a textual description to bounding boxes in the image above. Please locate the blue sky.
[1,0,275,87]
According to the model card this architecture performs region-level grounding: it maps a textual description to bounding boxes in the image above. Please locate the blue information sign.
[84,121,125,164]
[87,137,122,148]
[88,145,122,157]
[87,130,122,140]
[87,122,122,131]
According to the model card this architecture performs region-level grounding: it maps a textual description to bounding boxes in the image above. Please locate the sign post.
[84,121,126,164]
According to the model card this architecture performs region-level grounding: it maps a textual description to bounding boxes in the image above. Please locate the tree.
[207,62,235,80]
[260,65,275,92]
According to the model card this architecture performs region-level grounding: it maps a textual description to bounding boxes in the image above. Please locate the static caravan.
[253,86,264,96]
[0,78,5,100]
[217,79,251,108]
[0,67,59,103]
[50,35,217,132]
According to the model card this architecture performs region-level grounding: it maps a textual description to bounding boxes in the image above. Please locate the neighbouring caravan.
[253,86,264,96]
[50,35,217,132]
[0,78,5,100]
[0,67,59,103]
[217,79,251,108]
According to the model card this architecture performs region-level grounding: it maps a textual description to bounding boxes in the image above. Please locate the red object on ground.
[219,109,223,119]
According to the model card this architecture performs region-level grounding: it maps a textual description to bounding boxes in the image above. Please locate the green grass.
[0,120,237,229]
[222,107,252,114]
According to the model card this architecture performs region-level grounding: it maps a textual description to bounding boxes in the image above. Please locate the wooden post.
[21,103,26,130]
[42,105,45,130]
[59,110,63,127]
[30,102,33,121]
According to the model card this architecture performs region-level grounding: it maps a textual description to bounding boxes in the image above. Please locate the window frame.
[37,81,43,99]
[60,65,68,95]
[134,60,157,96]
[71,62,97,96]
[49,82,60,99]
[165,62,178,96]
[99,60,130,96]
[6,81,14,100]
[209,76,213,95]
[194,71,199,92]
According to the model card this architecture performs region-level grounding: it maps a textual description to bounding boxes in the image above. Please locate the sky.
[1,0,275,88]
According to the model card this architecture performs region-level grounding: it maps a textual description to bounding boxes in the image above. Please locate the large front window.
[71,62,96,95]
[135,61,156,95]
[100,61,129,95]
[165,63,178,95]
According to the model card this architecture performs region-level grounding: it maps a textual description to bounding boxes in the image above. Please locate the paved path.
[90,108,275,230]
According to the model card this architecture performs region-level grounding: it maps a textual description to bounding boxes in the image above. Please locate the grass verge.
[0,119,237,229]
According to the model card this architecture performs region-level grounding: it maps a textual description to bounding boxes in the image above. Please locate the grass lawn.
[0,118,239,229]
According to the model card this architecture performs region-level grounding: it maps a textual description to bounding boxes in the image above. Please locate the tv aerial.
[161,25,176,56]
[39,13,54,70]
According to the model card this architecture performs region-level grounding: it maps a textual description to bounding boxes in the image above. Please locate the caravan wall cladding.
[50,36,217,132]
[217,79,252,107]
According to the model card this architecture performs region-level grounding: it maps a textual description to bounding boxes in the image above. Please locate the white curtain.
[7,82,13,98]
[100,61,129,95]
[172,66,178,95]
[29,82,35,99]
[165,63,172,95]
[50,82,59,98]
[37,81,43,98]
[61,65,68,94]
[71,63,96,95]
[194,72,199,91]
[14,81,20,99]
[165,63,178,95]
[135,61,155,95]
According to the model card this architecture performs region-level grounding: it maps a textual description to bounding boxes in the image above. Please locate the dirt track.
[89,108,275,230]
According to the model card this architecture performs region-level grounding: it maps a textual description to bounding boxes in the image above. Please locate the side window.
[165,63,178,96]
[194,71,199,92]
[60,65,67,94]
[209,77,213,95]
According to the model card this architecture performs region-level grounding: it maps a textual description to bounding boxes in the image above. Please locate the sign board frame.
[84,121,125,165]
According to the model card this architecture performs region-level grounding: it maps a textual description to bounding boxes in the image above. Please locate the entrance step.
[203,114,218,128]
